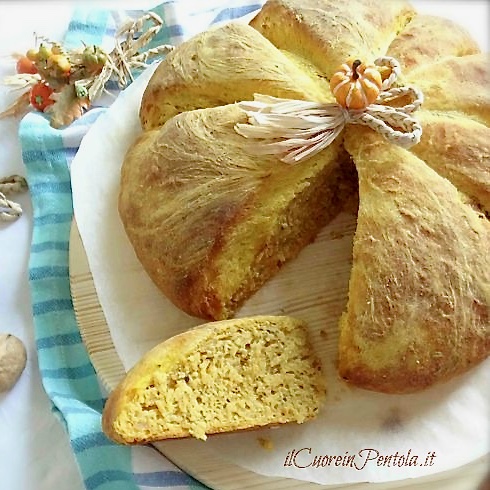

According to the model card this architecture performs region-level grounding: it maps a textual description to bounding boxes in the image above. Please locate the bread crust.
[413,112,490,215]
[387,14,480,72]
[405,54,490,127]
[139,22,331,130]
[250,0,414,78]
[340,128,490,393]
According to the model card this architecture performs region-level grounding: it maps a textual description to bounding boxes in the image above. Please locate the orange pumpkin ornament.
[330,59,383,110]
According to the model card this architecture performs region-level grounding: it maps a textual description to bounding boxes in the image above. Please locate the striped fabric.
[20,2,263,489]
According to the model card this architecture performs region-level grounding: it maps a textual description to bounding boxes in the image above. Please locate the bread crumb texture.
[103,316,325,443]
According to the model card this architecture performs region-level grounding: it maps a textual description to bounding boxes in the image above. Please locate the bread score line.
[118,0,489,394]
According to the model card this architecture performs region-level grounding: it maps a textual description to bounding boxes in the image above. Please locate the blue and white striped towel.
[21,2,263,489]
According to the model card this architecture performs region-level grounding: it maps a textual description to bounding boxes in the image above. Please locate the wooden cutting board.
[69,220,488,490]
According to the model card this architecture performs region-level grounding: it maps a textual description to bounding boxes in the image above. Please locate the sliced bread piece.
[102,316,325,443]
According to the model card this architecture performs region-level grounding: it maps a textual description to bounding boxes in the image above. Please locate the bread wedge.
[102,316,325,443]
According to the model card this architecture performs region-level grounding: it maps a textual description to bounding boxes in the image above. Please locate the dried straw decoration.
[0,12,174,128]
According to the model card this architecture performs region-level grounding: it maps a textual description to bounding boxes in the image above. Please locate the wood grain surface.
[69,221,489,490]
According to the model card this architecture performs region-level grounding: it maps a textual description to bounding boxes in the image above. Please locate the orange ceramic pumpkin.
[330,59,382,110]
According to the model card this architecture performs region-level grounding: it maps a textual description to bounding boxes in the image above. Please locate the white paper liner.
[70,9,490,486]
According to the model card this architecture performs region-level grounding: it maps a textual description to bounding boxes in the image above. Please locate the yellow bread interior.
[102,316,326,443]
[119,0,490,394]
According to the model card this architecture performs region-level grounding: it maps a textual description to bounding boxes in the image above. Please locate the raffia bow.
[235,57,423,164]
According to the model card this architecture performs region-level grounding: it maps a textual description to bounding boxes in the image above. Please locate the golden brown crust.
[411,112,490,215]
[140,22,331,130]
[250,0,414,78]
[387,14,480,72]
[405,54,490,126]
[340,127,490,394]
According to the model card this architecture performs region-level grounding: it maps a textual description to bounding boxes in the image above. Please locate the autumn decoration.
[329,59,383,110]
[0,12,173,128]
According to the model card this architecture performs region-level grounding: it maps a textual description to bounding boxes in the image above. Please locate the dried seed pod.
[0,333,27,392]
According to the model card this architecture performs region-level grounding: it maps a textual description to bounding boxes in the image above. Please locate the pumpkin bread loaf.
[119,0,489,393]
[386,14,480,72]
[102,316,325,442]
